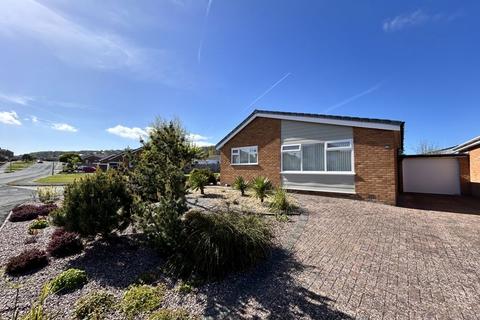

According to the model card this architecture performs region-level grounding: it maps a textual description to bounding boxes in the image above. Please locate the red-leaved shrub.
[9,204,58,222]
[5,248,49,276]
[47,228,83,257]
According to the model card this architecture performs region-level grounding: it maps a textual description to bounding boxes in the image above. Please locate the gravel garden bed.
[0,187,303,319]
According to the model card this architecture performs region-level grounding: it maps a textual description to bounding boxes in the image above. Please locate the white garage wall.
[402,157,461,195]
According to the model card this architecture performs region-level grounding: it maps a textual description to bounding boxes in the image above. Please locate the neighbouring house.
[96,148,142,170]
[186,155,221,173]
[81,154,101,166]
[453,136,480,197]
[216,109,404,205]
[0,148,14,162]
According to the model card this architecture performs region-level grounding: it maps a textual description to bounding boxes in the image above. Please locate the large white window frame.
[281,139,354,174]
[231,145,258,165]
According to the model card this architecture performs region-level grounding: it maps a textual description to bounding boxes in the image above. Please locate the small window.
[231,146,258,165]
[326,141,351,149]
[282,144,301,151]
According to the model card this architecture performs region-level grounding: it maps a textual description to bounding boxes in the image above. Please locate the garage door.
[402,157,460,195]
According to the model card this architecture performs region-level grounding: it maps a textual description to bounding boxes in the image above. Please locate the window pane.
[232,154,239,164]
[327,150,352,171]
[302,143,324,171]
[249,152,257,163]
[282,145,300,151]
[327,141,351,148]
[282,151,301,171]
[240,149,249,163]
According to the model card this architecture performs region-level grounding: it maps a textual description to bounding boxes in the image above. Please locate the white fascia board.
[454,139,480,152]
[216,113,402,149]
[261,113,402,131]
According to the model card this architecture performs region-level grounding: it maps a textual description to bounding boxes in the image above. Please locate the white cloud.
[107,125,149,140]
[51,123,78,132]
[187,133,214,147]
[383,10,460,32]
[0,0,147,71]
[31,115,38,123]
[0,110,22,125]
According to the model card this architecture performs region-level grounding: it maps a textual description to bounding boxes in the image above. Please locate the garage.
[402,156,462,195]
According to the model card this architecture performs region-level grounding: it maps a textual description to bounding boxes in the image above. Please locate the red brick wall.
[353,127,401,205]
[470,147,480,197]
[219,117,281,186]
[459,156,471,195]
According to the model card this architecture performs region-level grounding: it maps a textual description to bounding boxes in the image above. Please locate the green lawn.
[35,173,93,184]
[5,161,34,173]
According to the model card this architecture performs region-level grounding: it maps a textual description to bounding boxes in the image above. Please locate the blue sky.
[0,0,478,155]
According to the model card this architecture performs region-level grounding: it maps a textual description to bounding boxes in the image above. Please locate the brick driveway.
[288,194,480,319]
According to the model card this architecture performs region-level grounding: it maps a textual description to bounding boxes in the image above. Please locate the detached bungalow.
[216,110,404,205]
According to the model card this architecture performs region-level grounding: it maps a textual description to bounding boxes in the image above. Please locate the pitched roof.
[216,109,404,149]
[452,135,480,152]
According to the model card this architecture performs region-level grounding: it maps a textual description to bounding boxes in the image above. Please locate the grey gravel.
[0,192,302,319]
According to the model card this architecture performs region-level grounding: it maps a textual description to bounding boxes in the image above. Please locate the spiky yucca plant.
[232,176,249,196]
[251,176,272,203]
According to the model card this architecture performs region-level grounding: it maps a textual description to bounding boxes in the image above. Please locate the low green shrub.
[74,290,115,320]
[28,219,49,234]
[251,176,272,203]
[171,211,273,280]
[149,309,192,320]
[269,188,294,214]
[53,170,133,237]
[188,169,210,195]
[119,284,166,319]
[176,282,194,294]
[45,268,87,295]
[232,176,249,196]
[5,248,49,276]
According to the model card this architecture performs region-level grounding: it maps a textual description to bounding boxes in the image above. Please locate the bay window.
[231,146,258,165]
[281,139,353,173]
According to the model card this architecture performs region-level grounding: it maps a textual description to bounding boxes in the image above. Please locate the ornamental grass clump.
[37,186,61,204]
[170,210,273,280]
[269,188,295,215]
[44,268,87,295]
[74,290,116,320]
[251,176,273,203]
[53,170,133,238]
[119,284,166,320]
[46,228,83,257]
[232,176,249,196]
[5,248,49,276]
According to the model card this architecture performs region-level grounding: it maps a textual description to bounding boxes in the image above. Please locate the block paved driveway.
[286,194,480,319]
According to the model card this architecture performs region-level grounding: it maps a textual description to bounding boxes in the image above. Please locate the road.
[0,162,56,226]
